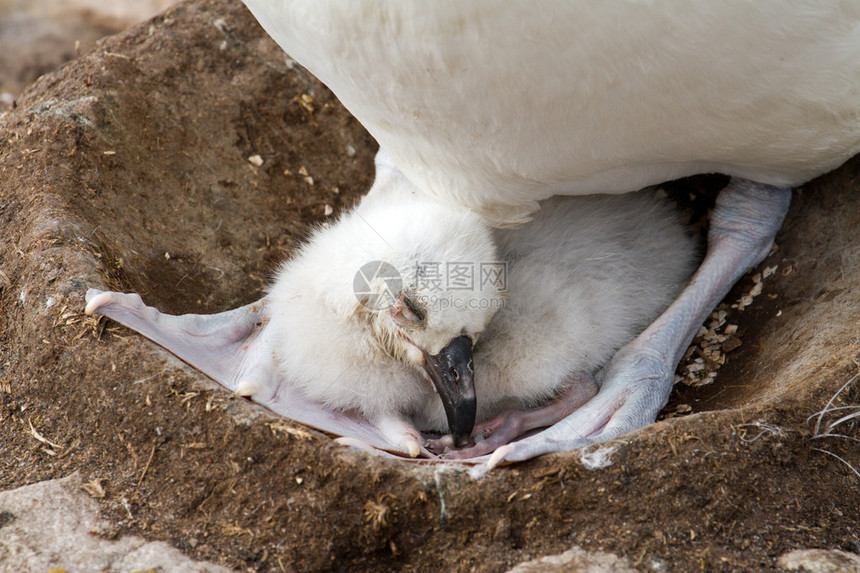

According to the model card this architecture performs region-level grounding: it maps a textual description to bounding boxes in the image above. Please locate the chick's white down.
[267,166,695,439]
[266,167,500,429]
[467,193,695,427]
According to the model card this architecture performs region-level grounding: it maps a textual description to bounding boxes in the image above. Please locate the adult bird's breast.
[240,1,859,224]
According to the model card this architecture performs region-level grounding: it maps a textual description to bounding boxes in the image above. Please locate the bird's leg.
[483,179,791,466]
[85,289,430,458]
[429,372,597,459]
[85,289,278,396]
[370,414,427,458]
[334,414,431,458]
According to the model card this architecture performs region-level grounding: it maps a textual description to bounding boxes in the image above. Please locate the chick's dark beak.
[423,335,476,447]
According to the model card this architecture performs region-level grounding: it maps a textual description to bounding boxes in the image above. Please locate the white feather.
[241,1,860,224]
[267,166,694,432]
[266,168,500,424]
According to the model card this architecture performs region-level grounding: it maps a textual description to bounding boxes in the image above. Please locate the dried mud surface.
[0,0,858,571]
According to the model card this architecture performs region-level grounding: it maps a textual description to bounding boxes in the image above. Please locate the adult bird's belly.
[241,1,860,224]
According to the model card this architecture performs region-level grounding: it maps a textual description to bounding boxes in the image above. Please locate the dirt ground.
[0,0,858,571]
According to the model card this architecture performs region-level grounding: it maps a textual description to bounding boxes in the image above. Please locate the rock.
[0,473,233,572]
[506,546,637,573]
[778,549,860,572]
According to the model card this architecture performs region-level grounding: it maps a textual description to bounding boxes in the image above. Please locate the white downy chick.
[263,159,501,455]
[266,169,695,456]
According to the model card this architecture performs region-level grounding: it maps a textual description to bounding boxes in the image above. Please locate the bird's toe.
[235,379,259,398]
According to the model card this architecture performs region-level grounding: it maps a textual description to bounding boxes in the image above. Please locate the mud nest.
[1,0,858,570]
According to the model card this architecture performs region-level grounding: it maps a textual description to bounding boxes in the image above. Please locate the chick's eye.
[391,293,427,328]
[403,296,426,323]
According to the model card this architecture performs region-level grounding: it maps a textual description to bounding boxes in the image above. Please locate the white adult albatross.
[88,2,858,466]
[239,1,859,463]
